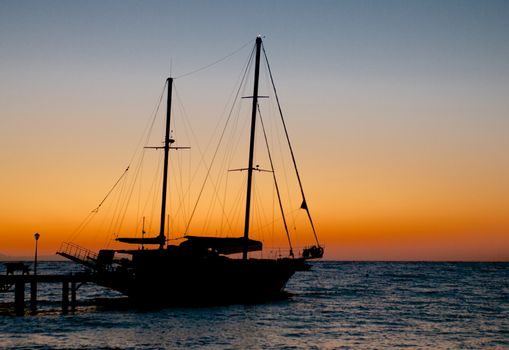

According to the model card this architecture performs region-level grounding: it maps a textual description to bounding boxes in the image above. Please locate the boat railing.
[58,242,98,262]
[259,245,324,260]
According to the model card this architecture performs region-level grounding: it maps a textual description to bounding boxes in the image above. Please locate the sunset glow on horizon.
[1,1,508,261]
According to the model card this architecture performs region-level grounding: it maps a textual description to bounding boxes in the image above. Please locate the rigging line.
[262,44,321,247]
[171,42,253,229]
[66,166,129,243]
[107,81,165,239]
[112,141,148,237]
[201,54,254,236]
[172,87,209,211]
[133,149,162,235]
[176,145,187,225]
[113,80,168,236]
[134,153,145,235]
[174,39,253,79]
[115,151,148,236]
[184,43,256,235]
[91,166,130,213]
[258,104,294,256]
[132,152,162,237]
[129,81,168,165]
[169,144,188,232]
[220,169,230,234]
[213,73,252,230]
[67,82,166,244]
[173,86,230,232]
[149,154,164,235]
[105,168,130,244]
[173,85,232,230]
[66,211,95,243]
[226,176,247,229]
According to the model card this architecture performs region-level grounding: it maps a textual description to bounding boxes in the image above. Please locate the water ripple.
[0,261,508,349]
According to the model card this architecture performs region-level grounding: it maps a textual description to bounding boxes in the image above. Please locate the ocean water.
[0,261,507,349]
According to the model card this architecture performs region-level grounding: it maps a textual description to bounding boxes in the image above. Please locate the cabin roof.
[181,236,262,255]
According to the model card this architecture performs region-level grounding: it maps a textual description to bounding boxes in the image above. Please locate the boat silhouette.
[58,37,323,305]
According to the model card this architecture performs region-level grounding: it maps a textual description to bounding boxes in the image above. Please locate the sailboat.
[58,36,323,304]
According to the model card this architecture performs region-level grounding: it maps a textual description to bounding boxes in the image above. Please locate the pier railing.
[58,242,98,263]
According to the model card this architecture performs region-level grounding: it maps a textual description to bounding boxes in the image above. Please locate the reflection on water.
[0,261,508,349]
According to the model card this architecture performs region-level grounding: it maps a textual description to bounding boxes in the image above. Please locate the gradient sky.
[1,0,508,260]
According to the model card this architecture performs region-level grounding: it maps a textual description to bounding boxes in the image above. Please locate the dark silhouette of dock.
[0,272,96,316]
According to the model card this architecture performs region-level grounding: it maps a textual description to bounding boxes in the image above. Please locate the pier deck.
[0,273,97,316]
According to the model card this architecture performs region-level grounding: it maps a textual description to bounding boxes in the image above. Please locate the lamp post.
[34,232,40,276]
[31,232,40,312]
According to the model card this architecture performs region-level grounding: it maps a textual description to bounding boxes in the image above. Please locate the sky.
[1,0,508,261]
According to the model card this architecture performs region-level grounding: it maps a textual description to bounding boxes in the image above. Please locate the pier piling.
[71,281,77,311]
[30,281,37,311]
[1,273,95,316]
[14,281,25,316]
[62,281,69,314]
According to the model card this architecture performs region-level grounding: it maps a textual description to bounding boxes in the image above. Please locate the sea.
[0,261,507,349]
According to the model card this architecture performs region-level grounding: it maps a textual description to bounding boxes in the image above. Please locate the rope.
[175,39,253,79]
[262,44,321,247]
[258,104,294,256]
[65,81,167,244]
[184,43,256,234]
[111,80,170,238]
[91,166,130,213]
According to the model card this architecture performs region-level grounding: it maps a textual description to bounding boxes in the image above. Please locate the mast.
[159,77,173,249]
[243,36,262,260]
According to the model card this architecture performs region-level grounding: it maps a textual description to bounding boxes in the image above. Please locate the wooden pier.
[0,273,96,316]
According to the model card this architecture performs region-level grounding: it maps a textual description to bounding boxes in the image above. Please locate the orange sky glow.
[1,2,508,261]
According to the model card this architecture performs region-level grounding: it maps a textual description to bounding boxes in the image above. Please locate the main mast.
[242,36,262,259]
[159,77,173,249]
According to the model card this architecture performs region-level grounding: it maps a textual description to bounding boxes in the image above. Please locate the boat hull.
[95,251,307,305]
